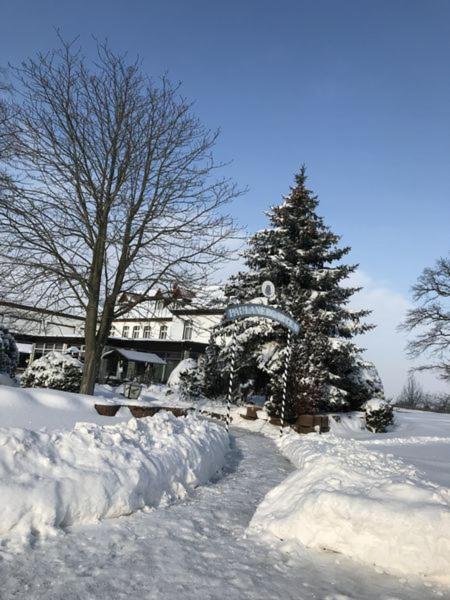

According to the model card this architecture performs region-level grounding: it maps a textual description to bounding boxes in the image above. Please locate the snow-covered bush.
[363,398,394,433]
[167,358,197,388]
[178,361,204,400]
[0,327,19,382]
[21,351,83,392]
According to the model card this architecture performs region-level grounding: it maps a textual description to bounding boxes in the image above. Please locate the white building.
[1,286,226,381]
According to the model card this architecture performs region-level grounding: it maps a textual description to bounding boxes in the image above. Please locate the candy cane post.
[225,320,238,433]
[280,329,293,436]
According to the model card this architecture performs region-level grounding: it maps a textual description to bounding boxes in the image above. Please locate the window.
[159,324,168,340]
[182,320,193,341]
[155,299,165,312]
[132,325,140,339]
[122,325,129,338]
[143,325,152,338]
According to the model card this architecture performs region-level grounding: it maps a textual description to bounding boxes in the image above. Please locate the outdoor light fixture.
[123,382,143,400]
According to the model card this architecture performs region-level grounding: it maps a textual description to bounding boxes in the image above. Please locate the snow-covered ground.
[0,385,229,551]
[235,410,450,587]
[1,382,449,597]
[0,427,442,600]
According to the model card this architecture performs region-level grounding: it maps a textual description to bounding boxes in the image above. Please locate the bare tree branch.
[401,255,450,381]
[0,39,242,393]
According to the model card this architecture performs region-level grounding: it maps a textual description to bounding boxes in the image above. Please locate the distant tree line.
[395,373,450,413]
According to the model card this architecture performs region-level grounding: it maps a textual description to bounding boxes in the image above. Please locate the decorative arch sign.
[222,303,300,436]
[224,304,300,335]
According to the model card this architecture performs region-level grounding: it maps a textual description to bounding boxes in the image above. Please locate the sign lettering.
[224,303,300,335]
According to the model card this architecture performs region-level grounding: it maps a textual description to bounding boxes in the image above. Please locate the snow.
[0,385,129,430]
[246,409,450,585]
[363,397,391,412]
[0,373,18,387]
[0,428,438,600]
[0,410,228,551]
[167,358,197,387]
[1,380,449,597]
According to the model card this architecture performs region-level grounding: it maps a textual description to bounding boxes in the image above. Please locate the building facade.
[1,287,225,382]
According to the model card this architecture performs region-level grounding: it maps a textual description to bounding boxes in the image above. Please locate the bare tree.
[396,373,426,408]
[401,256,450,381]
[0,69,16,190]
[0,40,240,394]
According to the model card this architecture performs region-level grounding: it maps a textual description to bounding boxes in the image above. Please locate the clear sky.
[1,0,449,395]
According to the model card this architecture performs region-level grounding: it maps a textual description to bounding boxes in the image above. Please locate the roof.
[0,300,85,321]
[102,347,166,365]
[16,342,34,353]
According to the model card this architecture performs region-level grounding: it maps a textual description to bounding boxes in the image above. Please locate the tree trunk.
[80,297,117,395]
[80,302,100,395]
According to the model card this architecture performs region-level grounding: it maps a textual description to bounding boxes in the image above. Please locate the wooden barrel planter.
[240,405,262,420]
[292,414,330,434]
[167,407,188,418]
[128,405,162,418]
[127,405,189,418]
[94,404,122,416]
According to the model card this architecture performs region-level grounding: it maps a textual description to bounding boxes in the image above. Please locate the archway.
[222,303,300,436]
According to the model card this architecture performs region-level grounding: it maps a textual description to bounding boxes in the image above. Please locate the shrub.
[363,398,394,433]
[21,351,83,392]
[0,327,19,381]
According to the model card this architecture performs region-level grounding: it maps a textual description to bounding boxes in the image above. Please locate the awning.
[102,347,166,365]
[16,342,34,354]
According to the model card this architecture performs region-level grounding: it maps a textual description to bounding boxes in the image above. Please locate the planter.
[240,405,262,420]
[94,404,121,416]
[292,414,330,434]
[128,405,161,418]
[127,405,189,418]
[167,407,188,418]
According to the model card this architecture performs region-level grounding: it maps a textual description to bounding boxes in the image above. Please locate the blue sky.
[1,0,449,393]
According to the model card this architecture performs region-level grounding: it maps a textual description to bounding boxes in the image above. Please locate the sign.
[224,303,300,335]
[261,280,276,299]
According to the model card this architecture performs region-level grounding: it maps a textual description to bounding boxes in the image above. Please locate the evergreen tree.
[204,167,375,414]
[0,327,19,381]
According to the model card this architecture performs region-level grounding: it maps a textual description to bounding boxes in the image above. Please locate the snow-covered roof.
[102,348,166,365]
[16,342,34,354]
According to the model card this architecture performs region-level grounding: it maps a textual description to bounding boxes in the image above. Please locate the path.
[0,428,443,600]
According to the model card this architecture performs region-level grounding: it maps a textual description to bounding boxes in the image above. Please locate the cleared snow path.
[0,428,444,600]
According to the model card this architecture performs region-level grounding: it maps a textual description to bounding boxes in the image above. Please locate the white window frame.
[182,320,193,341]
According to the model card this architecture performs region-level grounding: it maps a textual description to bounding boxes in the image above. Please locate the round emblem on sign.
[261,280,276,299]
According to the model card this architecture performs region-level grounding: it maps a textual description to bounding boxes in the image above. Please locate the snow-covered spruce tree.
[21,351,83,392]
[0,327,19,382]
[204,167,375,415]
[178,357,204,401]
[363,399,394,433]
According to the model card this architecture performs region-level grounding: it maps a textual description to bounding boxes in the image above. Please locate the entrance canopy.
[16,342,34,354]
[102,347,166,365]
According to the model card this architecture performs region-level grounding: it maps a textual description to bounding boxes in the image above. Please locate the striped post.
[280,329,293,437]
[225,321,238,433]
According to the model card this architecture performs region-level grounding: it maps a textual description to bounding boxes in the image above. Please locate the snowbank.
[0,384,129,430]
[0,412,229,551]
[248,429,450,584]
